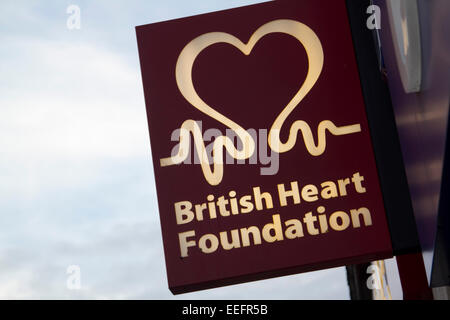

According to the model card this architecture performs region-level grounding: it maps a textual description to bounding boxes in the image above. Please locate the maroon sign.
[136,0,393,294]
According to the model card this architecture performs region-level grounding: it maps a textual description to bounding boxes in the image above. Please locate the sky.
[0,0,374,299]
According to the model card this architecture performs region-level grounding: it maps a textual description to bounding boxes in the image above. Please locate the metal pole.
[346,263,373,300]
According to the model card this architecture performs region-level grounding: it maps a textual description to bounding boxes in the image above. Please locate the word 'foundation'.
[179,206,373,257]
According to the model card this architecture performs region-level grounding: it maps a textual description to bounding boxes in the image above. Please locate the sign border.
[136,0,422,294]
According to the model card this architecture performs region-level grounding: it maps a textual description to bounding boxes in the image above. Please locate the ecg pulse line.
[159,19,362,186]
[160,119,254,186]
[160,120,361,185]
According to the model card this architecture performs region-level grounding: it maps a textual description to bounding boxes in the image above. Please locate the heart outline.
[161,19,361,186]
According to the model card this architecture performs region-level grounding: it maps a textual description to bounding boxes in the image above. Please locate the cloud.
[0,219,349,300]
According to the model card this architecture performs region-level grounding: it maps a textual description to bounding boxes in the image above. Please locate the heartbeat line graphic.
[160,119,255,186]
[159,19,362,186]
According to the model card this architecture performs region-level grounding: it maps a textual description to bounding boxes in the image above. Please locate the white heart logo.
[160,19,361,186]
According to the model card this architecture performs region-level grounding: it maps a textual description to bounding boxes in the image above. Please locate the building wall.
[373,0,450,286]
